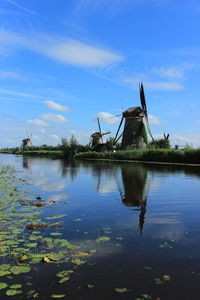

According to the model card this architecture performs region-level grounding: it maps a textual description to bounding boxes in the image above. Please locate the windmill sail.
[139,83,154,142]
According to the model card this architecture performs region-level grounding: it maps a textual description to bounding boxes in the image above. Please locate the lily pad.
[115,288,130,293]
[0,282,8,289]
[96,236,110,243]
[6,289,22,296]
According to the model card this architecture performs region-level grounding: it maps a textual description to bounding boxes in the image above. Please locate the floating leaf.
[45,214,67,220]
[72,258,86,265]
[154,278,164,285]
[10,284,22,289]
[43,256,57,264]
[115,288,129,293]
[87,284,94,289]
[0,282,8,289]
[10,265,30,275]
[163,274,171,281]
[50,232,62,236]
[17,255,28,262]
[73,218,82,222]
[96,236,110,243]
[74,252,89,257]
[51,294,66,298]
[59,277,70,283]
[56,270,74,278]
[6,289,22,296]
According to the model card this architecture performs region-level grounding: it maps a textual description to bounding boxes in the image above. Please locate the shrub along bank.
[75,149,200,165]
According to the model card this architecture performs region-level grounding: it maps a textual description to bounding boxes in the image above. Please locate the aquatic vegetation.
[96,236,110,243]
[115,288,130,293]
[0,167,92,299]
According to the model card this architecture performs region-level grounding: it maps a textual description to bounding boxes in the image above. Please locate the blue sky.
[0,0,200,148]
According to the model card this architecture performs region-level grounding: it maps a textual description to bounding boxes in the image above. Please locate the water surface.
[1,154,200,300]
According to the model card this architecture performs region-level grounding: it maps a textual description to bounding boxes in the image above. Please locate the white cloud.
[27,119,48,126]
[5,0,39,16]
[44,100,69,112]
[148,114,161,125]
[0,28,123,68]
[49,134,60,141]
[42,113,68,123]
[123,77,183,91]
[46,39,123,67]
[154,133,200,148]
[39,128,46,133]
[153,67,185,79]
[0,71,20,79]
[97,112,120,124]
[170,134,200,148]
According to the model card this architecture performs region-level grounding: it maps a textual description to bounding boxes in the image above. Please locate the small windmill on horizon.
[21,131,32,149]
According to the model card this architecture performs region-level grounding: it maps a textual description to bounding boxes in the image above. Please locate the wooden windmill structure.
[90,118,111,149]
[21,131,32,149]
[113,83,154,149]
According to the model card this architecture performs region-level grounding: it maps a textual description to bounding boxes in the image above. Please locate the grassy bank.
[15,150,64,157]
[75,149,200,165]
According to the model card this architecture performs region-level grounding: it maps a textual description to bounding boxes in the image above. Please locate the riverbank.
[1,148,200,165]
[75,149,200,165]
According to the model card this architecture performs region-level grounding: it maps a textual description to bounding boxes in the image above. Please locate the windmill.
[21,131,32,149]
[90,118,111,149]
[113,83,154,149]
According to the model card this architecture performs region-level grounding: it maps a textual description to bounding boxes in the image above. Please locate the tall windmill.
[21,131,32,149]
[113,83,154,149]
[90,118,111,148]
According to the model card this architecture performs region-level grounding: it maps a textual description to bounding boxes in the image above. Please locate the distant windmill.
[113,83,154,149]
[21,131,32,149]
[90,118,111,148]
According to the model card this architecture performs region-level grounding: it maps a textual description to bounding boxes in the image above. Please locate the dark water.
[1,154,200,300]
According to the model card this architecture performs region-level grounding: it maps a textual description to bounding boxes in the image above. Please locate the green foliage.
[149,138,170,149]
[75,148,200,164]
[139,123,148,144]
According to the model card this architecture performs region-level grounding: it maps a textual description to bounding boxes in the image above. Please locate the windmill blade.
[97,117,103,143]
[144,115,154,141]
[139,83,147,113]
[113,116,124,144]
[97,117,102,134]
[101,131,111,136]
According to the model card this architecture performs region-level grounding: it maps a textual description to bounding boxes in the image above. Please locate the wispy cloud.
[0,87,39,98]
[49,134,60,142]
[96,112,120,124]
[0,28,123,68]
[123,77,183,91]
[0,71,20,79]
[27,119,48,127]
[42,113,68,123]
[75,0,167,17]
[152,67,185,79]
[44,100,69,112]
[5,0,39,16]
[148,114,161,125]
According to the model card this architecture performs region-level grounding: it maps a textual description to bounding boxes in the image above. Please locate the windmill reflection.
[92,161,149,235]
[120,164,148,235]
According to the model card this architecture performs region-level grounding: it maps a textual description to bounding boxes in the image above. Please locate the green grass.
[15,150,64,157]
[75,149,200,165]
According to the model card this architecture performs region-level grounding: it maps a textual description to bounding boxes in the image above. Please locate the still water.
[1,154,200,300]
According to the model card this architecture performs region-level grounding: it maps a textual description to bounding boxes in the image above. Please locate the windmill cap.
[123,106,144,118]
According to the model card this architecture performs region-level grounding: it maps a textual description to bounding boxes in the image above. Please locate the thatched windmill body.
[90,118,111,150]
[113,83,154,149]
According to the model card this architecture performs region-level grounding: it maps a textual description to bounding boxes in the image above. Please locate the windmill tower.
[90,118,111,148]
[21,132,32,149]
[113,83,154,149]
